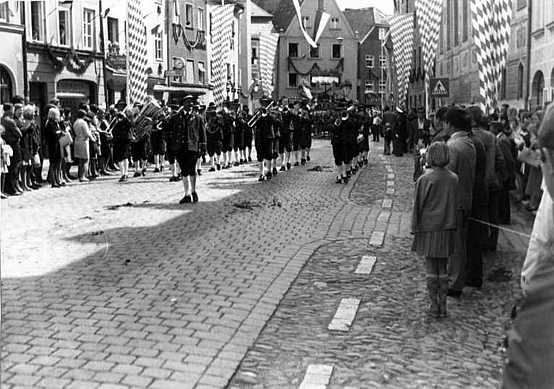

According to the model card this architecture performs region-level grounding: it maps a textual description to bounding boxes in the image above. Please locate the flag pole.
[125,0,130,107]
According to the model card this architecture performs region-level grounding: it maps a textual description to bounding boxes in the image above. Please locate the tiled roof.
[252,0,282,14]
[343,7,376,40]
[251,1,273,18]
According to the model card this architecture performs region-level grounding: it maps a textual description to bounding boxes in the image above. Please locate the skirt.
[412,230,456,258]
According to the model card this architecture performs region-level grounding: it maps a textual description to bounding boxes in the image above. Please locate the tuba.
[132,100,162,141]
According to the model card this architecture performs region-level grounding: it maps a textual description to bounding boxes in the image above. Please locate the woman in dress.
[44,107,64,187]
[73,109,92,182]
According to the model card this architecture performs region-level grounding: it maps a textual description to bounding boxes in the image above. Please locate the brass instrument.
[154,106,184,130]
[247,100,275,128]
[131,100,162,141]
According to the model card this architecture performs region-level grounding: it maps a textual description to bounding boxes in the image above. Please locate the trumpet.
[155,106,184,130]
[248,101,275,128]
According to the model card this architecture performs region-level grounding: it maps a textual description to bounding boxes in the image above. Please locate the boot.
[34,166,45,183]
[426,276,439,318]
[438,276,449,318]
[20,168,32,191]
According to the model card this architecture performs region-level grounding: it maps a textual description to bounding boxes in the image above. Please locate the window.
[198,8,204,31]
[453,0,459,46]
[252,46,258,65]
[154,32,163,61]
[500,67,507,100]
[380,80,386,93]
[517,63,524,99]
[83,9,95,49]
[302,16,310,29]
[447,0,451,49]
[31,1,45,41]
[330,18,340,29]
[288,43,299,58]
[332,44,342,59]
[379,27,387,41]
[59,9,72,46]
[309,44,320,58]
[288,73,298,87]
[185,3,193,28]
[462,0,469,42]
[107,17,119,44]
[379,55,386,68]
[0,3,9,22]
[186,60,195,83]
[365,80,373,91]
[198,62,206,84]
[365,55,374,68]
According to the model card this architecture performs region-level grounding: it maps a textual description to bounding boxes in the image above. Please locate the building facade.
[529,0,554,109]
[250,1,275,102]
[344,7,389,107]
[0,1,25,105]
[272,0,358,101]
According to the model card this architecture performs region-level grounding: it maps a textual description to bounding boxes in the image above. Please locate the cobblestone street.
[1,140,533,389]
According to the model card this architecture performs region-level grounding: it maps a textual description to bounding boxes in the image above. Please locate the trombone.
[247,100,275,128]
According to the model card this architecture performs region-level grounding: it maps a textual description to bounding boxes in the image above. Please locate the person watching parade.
[169,95,206,204]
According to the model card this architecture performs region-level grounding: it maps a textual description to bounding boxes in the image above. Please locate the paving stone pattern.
[228,145,534,389]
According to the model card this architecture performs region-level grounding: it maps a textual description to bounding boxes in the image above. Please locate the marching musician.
[254,105,275,181]
[241,105,254,163]
[221,101,235,169]
[151,103,168,173]
[270,104,282,177]
[112,107,135,182]
[234,103,247,165]
[298,103,313,165]
[130,104,150,178]
[279,105,294,171]
[164,105,182,182]
[332,111,352,184]
[206,103,224,172]
[169,95,207,204]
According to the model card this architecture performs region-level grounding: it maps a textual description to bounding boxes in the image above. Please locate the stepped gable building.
[343,7,390,107]
[265,0,357,101]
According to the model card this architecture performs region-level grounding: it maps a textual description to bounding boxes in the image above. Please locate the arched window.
[0,65,13,104]
[532,70,544,108]
[517,63,524,100]
[500,67,507,100]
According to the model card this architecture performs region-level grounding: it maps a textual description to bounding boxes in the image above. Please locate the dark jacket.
[412,167,459,233]
[447,131,476,211]
[1,115,21,145]
[469,132,489,205]
[331,118,351,145]
[254,114,275,141]
[169,110,206,152]
[497,132,516,189]
[473,128,505,191]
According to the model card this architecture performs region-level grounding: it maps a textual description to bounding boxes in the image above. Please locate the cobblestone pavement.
[228,144,534,389]
[1,139,533,389]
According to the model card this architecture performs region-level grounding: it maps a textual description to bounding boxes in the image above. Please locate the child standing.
[411,142,459,318]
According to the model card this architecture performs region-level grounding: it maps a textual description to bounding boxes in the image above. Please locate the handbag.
[59,132,73,148]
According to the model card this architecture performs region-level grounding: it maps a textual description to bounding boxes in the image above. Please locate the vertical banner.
[259,32,279,98]
[471,0,513,113]
[210,4,234,105]
[291,0,317,48]
[390,13,415,107]
[127,0,148,105]
[416,0,443,116]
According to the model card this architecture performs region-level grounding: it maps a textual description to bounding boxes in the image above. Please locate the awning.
[153,84,210,95]
[105,67,126,90]
[311,75,340,84]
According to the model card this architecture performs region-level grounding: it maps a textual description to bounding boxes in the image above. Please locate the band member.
[151,104,168,173]
[241,105,253,163]
[164,106,182,182]
[206,105,223,172]
[270,106,282,176]
[169,95,206,203]
[193,103,204,176]
[298,104,312,165]
[221,101,235,168]
[254,107,275,181]
[235,105,247,165]
[332,111,351,184]
[279,105,294,171]
[111,107,135,182]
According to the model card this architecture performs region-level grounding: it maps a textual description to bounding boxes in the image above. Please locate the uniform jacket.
[411,167,459,233]
[169,110,207,152]
[447,131,476,211]
[473,128,505,191]
[331,119,351,145]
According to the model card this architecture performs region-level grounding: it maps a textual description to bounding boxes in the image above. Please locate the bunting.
[291,0,317,48]
[471,0,513,112]
[210,4,234,105]
[416,0,443,114]
[127,0,148,105]
[259,32,279,98]
[390,13,415,107]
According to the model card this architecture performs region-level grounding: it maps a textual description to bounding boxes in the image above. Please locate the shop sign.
[106,55,127,69]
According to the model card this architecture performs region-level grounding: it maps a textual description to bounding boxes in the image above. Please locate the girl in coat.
[411,141,459,318]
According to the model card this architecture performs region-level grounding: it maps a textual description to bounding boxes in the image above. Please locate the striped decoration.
[210,4,234,105]
[258,33,279,98]
[471,0,513,112]
[390,13,415,107]
[127,0,148,105]
[416,0,443,112]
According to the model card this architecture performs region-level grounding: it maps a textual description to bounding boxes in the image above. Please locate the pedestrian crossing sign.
[430,78,450,97]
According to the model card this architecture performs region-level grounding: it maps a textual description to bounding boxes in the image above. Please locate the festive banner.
[210,4,234,105]
[471,0,513,112]
[291,0,318,48]
[390,13,415,107]
[312,9,331,44]
[127,0,148,105]
[416,0,443,114]
[259,32,279,98]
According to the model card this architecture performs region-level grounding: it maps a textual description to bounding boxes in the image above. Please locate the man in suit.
[381,106,397,155]
[170,95,207,204]
[444,106,476,298]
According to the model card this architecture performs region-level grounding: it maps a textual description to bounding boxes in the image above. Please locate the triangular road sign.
[430,78,450,97]
[433,81,448,95]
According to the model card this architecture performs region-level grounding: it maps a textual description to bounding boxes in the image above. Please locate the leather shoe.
[179,195,192,204]
[447,289,462,298]
[191,192,198,202]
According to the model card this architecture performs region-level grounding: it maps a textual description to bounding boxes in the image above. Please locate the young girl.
[411,142,459,318]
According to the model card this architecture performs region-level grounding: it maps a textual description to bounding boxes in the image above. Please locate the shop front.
[56,79,96,113]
